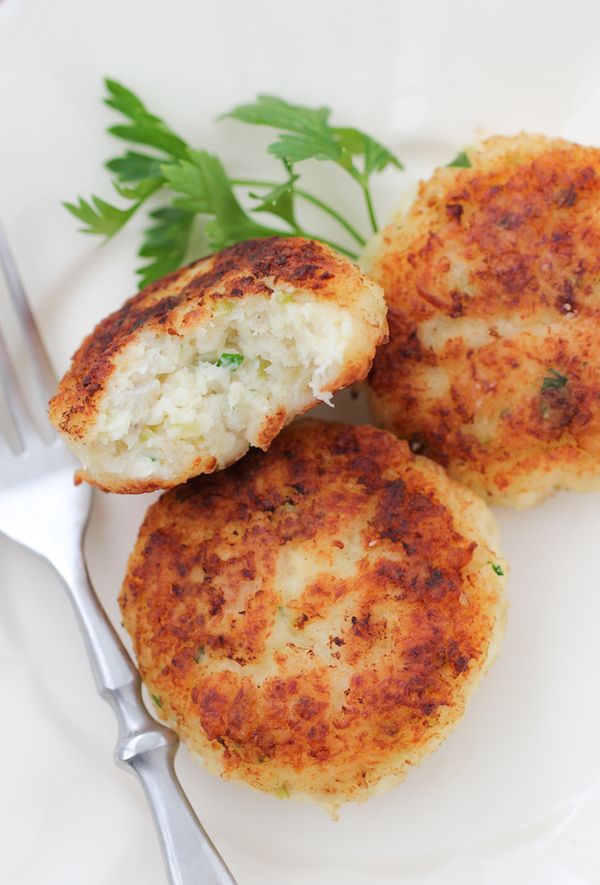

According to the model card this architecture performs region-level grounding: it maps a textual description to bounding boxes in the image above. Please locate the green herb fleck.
[258,357,271,378]
[151,694,163,708]
[274,783,290,799]
[216,352,244,370]
[489,562,504,577]
[541,368,568,390]
[447,150,472,168]
[194,645,205,663]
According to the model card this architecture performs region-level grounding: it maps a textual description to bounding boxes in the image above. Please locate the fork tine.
[0,219,57,405]
[0,321,37,452]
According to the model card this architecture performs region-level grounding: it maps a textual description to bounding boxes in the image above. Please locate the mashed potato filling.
[89,292,353,481]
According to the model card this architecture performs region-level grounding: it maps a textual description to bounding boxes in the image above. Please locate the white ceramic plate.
[2,1,600,883]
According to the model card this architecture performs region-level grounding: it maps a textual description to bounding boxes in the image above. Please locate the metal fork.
[0,221,237,885]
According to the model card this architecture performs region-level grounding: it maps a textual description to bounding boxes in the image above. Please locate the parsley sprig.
[223,95,402,233]
[65,79,402,288]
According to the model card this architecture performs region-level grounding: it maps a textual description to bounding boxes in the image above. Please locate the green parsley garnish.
[447,150,472,168]
[274,783,290,799]
[489,562,504,577]
[151,694,163,708]
[216,352,244,370]
[541,368,568,390]
[224,94,402,234]
[65,79,403,287]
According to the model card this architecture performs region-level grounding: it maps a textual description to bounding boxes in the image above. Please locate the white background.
[1,1,600,883]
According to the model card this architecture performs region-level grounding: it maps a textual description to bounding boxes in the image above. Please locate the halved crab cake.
[120,420,507,812]
[49,238,386,493]
[366,134,600,508]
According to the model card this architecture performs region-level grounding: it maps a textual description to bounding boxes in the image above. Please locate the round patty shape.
[120,420,507,812]
[49,237,386,493]
[366,134,600,508]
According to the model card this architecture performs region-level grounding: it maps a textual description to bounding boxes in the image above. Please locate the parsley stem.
[362,184,378,233]
[231,179,367,248]
[295,189,366,248]
[231,177,284,188]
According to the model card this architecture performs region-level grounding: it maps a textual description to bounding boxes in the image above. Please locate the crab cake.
[120,420,507,811]
[49,237,386,493]
[366,134,600,508]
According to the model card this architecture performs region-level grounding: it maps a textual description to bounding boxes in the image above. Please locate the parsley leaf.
[162,150,284,250]
[107,150,165,182]
[333,127,403,177]
[65,79,179,242]
[151,694,163,708]
[249,171,299,227]
[489,562,505,576]
[224,95,401,231]
[224,95,341,160]
[448,150,472,168]
[137,206,195,289]
[541,368,568,390]
[63,194,141,237]
[216,352,244,369]
[64,177,162,238]
[66,79,403,285]
[104,78,188,159]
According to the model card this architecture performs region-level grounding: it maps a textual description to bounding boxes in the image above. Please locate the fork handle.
[56,552,237,885]
[124,735,237,885]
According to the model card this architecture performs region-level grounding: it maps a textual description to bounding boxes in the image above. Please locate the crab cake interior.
[366,133,600,508]
[120,421,507,812]
[78,295,359,483]
[49,238,387,493]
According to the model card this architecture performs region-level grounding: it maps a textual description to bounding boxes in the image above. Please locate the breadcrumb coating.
[120,421,506,811]
[367,134,600,507]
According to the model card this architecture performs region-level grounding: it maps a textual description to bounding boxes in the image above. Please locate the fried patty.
[366,134,600,507]
[120,420,507,811]
[49,237,386,493]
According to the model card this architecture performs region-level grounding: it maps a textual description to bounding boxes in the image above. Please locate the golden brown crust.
[367,134,600,506]
[120,420,506,807]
